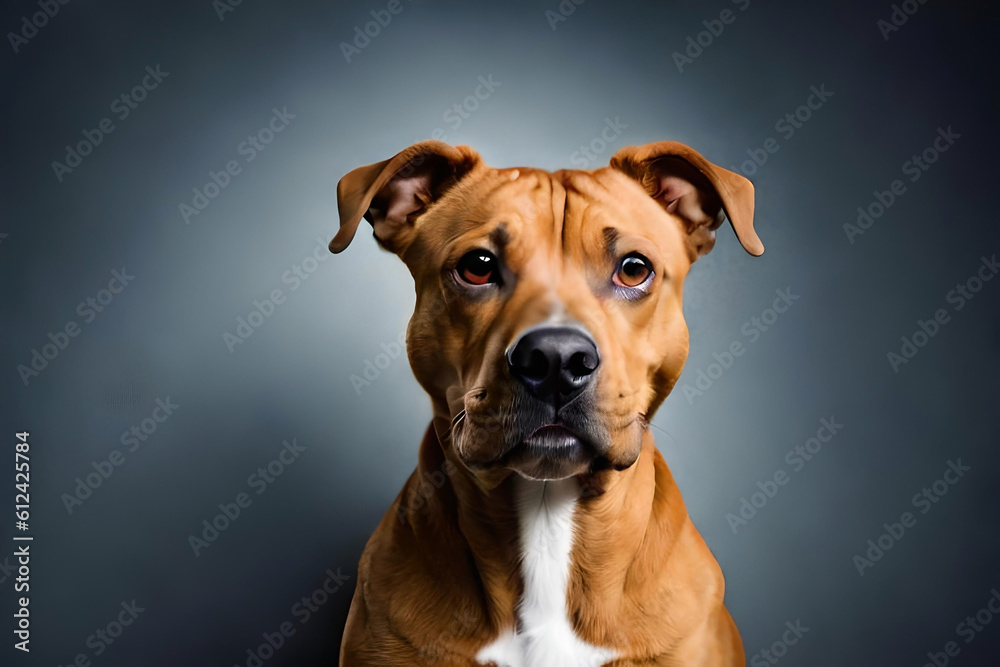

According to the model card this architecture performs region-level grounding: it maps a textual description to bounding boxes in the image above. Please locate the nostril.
[566,350,598,377]
[522,349,550,381]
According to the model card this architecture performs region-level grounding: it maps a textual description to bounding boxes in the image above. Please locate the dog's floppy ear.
[330,140,481,254]
[610,141,763,258]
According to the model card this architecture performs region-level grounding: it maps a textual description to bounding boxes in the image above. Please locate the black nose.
[507,326,600,405]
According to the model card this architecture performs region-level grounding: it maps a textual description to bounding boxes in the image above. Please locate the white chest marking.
[475,478,619,667]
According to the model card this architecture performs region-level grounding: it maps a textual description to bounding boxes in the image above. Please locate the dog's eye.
[456,250,500,286]
[614,254,654,289]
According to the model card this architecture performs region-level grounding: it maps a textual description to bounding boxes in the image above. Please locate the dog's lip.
[502,423,595,480]
[525,423,578,442]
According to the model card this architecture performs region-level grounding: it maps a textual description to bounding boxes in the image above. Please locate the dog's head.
[331,140,761,485]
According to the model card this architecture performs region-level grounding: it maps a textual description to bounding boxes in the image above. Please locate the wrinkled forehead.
[406,167,560,263]
[559,168,689,257]
[409,165,688,269]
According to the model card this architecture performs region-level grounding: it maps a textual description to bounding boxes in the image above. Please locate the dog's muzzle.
[503,326,602,480]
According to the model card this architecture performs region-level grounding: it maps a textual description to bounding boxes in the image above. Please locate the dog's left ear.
[610,141,764,258]
[330,140,481,254]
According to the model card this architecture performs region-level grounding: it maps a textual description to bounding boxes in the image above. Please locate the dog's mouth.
[455,387,632,480]
[503,423,597,481]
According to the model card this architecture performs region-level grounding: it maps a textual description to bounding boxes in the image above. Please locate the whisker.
[648,419,679,447]
[445,409,467,439]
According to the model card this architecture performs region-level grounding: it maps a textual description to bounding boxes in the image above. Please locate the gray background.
[2,0,998,665]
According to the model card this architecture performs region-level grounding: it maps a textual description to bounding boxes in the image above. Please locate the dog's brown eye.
[457,250,499,286]
[614,254,653,289]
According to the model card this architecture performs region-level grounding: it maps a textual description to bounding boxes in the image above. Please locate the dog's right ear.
[330,140,481,255]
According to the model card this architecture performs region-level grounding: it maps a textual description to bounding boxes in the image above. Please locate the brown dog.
[330,139,763,666]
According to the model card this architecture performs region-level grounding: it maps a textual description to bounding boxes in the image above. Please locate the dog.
[330,139,763,666]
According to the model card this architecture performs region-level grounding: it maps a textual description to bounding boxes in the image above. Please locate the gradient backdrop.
[2,0,999,665]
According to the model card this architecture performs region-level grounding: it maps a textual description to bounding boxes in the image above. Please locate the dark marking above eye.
[489,223,509,251]
[602,227,619,259]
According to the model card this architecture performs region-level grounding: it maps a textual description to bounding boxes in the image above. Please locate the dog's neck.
[396,411,726,661]
[414,410,668,611]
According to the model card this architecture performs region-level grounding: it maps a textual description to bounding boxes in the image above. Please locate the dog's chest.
[475,478,618,667]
